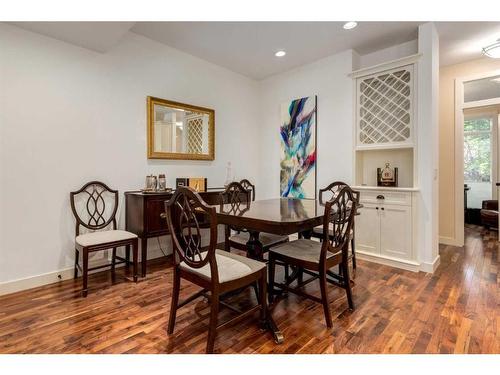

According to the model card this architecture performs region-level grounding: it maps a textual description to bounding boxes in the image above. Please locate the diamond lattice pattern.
[187,117,203,154]
[358,68,412,145]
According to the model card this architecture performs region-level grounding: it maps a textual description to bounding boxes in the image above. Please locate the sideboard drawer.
[359,190,411,206]
[145,199,168,235]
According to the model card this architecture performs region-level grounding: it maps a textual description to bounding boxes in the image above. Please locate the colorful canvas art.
[280,96,317,199]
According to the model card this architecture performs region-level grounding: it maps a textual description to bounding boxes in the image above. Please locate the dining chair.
[70,181,138,297]
[221,181,289,255]
[310,181,360,270]
[268,185,357,327]
[165,186,268,354]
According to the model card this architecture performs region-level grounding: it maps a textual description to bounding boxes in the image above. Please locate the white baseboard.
[439,236,462,247]
[356,250,421,272]
[0,248,171,297]
[0,266,76,296]
[420,255,441,273]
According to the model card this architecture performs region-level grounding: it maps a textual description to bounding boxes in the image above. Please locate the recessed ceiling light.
[275,50,286,57]
[343,21,358,30]
[482,39,500,58]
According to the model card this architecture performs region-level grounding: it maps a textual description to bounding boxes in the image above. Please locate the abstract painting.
[280,96,317,199]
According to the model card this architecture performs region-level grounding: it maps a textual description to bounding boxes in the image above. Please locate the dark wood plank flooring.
[0,225,498,353]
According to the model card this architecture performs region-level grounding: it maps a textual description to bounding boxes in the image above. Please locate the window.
[464,117,494,208]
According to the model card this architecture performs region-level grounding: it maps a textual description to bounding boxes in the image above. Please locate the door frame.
[454,69,500,246]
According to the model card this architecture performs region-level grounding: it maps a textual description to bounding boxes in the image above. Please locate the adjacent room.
[0,11,499,361]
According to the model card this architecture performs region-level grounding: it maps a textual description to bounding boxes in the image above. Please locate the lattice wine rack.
[356,65,414,147]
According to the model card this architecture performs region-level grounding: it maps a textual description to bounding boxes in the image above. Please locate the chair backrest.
[165,187,219,276]
[239,179,256,201]
[319,181,360,207]
[321,185,357,259]
[219,181,251,215]
[70,181,118,236]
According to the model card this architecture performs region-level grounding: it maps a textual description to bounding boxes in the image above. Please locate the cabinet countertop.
[352,186,420,192]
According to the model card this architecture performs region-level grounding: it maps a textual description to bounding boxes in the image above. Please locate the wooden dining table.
[215,197,326,260]
[214,197,327,343]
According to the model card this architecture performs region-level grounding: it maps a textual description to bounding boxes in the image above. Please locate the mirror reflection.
[147,97,215,160]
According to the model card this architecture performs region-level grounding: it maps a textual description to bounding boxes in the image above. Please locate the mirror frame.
[147,96,215,160]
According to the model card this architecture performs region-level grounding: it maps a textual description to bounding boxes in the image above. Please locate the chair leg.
[268,254,276,304]
[342,259,355,310]
[82,249,89,297]
[206,291,220,354]
[252,282,260,302]
[351,235,357,270]
[132,240,138,282]
[224,225,231,252]
[258,271,267,329]
[319,269,333,328]
[125,245,131,270]
[111,248,117,280]
[74,249,79,279]
[167,269,181,334]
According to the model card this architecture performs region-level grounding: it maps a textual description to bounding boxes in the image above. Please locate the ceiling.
[8,22,135,53]
[130,22,422,80]
[436,22,500,67]
[7,22,500,80]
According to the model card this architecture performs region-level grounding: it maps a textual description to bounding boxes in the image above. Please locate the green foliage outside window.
[464,118,492,182]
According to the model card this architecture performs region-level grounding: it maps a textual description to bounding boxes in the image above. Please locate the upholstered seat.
[76,230,137,247]
[312,225,354,239]
[229,232,289,247]
[271,239,339,264]
[180,249,265,283]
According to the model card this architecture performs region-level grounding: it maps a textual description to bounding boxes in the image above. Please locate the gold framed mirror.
[147,96,215,160]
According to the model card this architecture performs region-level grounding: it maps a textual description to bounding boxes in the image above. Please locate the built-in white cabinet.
[354,188,418,271]
[350,55,421,272]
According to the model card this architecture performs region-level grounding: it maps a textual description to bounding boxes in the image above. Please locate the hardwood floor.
[0,225,498,354]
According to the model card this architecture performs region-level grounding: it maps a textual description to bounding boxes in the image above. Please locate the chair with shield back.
[310,181,360,271]
[165,186,268,353]
[221,181,289,256]
[268,185,357,327]
[70,181,138,297]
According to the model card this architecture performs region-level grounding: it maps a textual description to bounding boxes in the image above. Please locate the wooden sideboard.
[125,189,224,277]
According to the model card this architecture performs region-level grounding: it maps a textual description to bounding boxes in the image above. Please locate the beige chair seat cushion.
[270,239,338,264]
[76,230,137,247]
[180,249,266,283]
[229,231,288,247]
[313,224,353,239]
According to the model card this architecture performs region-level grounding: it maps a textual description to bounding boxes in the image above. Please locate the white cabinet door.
[355,203,379,254]
[379,204,412,260]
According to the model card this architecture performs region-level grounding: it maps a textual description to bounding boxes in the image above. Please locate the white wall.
[257,50,357,199]
[0,24,260,289]
[416,23,440,271]
[359,40,418,69]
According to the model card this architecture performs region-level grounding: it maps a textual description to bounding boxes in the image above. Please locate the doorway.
[463,110,498,225]
[455,70,500,245]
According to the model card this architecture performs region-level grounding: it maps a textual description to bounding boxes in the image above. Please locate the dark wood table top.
[215,198,326,236]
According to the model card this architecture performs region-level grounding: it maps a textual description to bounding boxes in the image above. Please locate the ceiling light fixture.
[275,50,286,57]
[343,21,358,30]
[482,39,500,58]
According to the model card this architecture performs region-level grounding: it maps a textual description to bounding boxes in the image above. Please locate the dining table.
[215,197,326,260]
[214,197,328,344]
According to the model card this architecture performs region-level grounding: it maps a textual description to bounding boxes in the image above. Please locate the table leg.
[246,231,264,261]
[265,313,284,344]
[141,237,147,278]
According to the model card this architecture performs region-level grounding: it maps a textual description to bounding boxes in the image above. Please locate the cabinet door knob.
[375,207,379,210]
[381,207,384,211]
[376,195,385,200]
